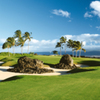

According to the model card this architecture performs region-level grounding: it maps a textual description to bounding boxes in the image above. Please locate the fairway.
[0,55,100,100]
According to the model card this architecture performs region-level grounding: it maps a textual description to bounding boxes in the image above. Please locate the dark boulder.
[53,54,77,69]
[18,56,44,69]
[60,54,73,66]
[7,56,53,74]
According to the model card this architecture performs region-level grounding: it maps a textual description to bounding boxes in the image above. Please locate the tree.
[72,41,86,57]
[52,50,58,55]
[23,32,33,54]
[55,42,62,55]
[14,30,22,38]
[14,30,27,54]
[16,37,26,54]
[2,42,11,56]
[60,36,67,54]
[72,41,80,57]
[67,39,74,57]
[77,41,86,57]
[7,37,15,55]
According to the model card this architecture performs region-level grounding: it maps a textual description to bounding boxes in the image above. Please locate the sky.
[0,0,100,53]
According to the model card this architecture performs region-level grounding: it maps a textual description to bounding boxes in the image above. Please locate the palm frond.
[2,42,12,49]
[14,30,22,38]
[82,48,86,52]
[7,37,15,46]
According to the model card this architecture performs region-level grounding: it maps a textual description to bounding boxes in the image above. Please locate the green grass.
[0,68,100,100]
[0,54,100,100]
[0,55,61,67]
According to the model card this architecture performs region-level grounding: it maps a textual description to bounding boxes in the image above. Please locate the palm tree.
[72,41,80,57]
[23,32,33,54]
[67,39,74,57]
[16,37,26,54]
[77,42,86,58]
[2,42,11,56]
[55,42,62,55]
[72,41,86,57]
[60,36,67,54]
[14,30,22,38]
[7,37,15,55]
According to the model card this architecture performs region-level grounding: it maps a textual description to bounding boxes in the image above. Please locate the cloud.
[84,1,100,18]
[84,12,93,18]
[0,38,58,52]
[0,39,6,43]
[30,39,39,44]
[52,9,70,18]
[90,1,100,12]
[1,33,100,52]
[24,39,58,52]
[64,33,100,48]
[96,26,100,30]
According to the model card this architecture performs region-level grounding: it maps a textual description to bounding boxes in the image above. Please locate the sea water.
[34,51,100,57]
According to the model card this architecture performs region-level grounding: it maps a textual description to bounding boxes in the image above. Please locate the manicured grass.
[1,54,100,66]
[0,54,100,100]
[0,67,100,100]
[73,57,100,66]
[0,55,61,67]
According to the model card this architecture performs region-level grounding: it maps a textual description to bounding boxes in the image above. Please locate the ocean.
[34,51,100,57]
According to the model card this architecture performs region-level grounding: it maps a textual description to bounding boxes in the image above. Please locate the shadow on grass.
[44,63,54,67]
[1,76,24,82]
[0,58,14,62]
[12,64,18,68]
[80,60,100,66]
[67,68,97,74]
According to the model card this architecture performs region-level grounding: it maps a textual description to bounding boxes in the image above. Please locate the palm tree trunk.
[8,47,10,56]
[60,47,61,55]
[65,44,66,54]
[21,46,23,55]
[79,50,81,58]
[27,41,29,54]
[13,46,15,55]
[72,50,74,57]
[76,51,77,57]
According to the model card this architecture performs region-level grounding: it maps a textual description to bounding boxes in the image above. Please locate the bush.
[29,52,34,55]
[34,53,38,55]
[0,52,13,56]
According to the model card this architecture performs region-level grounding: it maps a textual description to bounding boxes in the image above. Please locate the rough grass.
[0,54,100,100]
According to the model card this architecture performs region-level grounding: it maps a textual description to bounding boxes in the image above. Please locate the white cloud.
[84,1,100,18]
[1,34,100,52]
[82,41,86,46]
[52,9,70,18]
[25,39,58,52]
[84,12,93,18]
[90,1,100,12]
[64,33,100,49]
[0,39,6,43]
[31,39,39,44]
[96,26,100,30]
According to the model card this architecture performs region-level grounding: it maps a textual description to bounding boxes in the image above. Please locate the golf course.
[0,53,100,100]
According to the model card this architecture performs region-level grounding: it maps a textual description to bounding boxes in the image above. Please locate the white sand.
[0,61,88,81]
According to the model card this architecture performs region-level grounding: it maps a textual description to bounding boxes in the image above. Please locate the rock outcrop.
[7,56,53,74]
[53,54,77,69]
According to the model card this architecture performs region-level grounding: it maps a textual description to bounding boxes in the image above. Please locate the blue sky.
[0,0,100,53]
